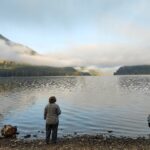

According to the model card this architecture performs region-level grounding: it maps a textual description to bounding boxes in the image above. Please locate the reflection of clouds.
[63,76,126,108]
[0,77,79,118]
[2,76,150,116]
[0,91,37,116]
[0,76,150,138]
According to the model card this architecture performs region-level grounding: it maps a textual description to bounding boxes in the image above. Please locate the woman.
[44,96,61,144]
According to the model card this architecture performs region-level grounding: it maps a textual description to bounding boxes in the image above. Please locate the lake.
[0,76,150,139]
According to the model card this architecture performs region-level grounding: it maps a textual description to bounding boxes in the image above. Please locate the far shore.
[0,134,150,150]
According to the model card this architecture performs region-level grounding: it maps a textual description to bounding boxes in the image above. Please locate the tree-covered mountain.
[114,65,150,75]
[0,61,90,77]
[0,34,91,76]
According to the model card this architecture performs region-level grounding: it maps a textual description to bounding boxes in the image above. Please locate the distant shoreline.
[114,65,150,75]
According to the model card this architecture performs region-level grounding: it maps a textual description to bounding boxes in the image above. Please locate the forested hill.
[0,34,91,76]
[114,65,150,75]
[0,61,90,77]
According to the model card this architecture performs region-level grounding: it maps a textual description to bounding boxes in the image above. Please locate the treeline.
[114,65,150,75]
[0,62,90,77]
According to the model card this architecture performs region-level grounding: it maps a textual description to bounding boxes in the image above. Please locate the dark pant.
[46,123,58,143]
[148,123,150,128]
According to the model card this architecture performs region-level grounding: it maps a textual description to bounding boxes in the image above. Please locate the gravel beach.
[0,135,150,150]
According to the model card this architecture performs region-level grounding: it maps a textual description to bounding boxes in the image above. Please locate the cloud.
[0,0,150,71]
[1,34,150,70]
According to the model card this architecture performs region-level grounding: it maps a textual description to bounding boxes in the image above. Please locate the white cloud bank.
[0,0,150,74]
[1,3,150,74]
[0,37,150,69]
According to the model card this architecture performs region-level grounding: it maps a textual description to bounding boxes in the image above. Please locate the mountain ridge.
[0,34,37,56]
[0,34,91,76]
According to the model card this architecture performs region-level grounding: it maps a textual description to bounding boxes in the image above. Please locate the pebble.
[38,142,42,145]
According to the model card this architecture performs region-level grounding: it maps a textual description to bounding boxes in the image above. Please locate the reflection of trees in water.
[0,78,35,93]
[0,77,79,93]
[118,76,150,92]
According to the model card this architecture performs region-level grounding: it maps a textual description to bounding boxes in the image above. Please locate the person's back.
[44,96,61,144]
[45,103,61,124]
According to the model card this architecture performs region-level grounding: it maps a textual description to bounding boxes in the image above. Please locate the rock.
[33,135,37,138]
[16,132,20,135]
[24,134,31,138]
[108,130,113,133]
[1,125,17,137]
[38,142,42,145]
[38,130,44,133]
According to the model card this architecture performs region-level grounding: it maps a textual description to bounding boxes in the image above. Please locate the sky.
[0,0,150,69]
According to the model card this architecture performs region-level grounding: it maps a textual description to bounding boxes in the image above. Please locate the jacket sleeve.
[56,105,61,115]
[44,106,47,120]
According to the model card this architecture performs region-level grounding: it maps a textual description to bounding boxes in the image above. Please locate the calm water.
[0,76,150,139]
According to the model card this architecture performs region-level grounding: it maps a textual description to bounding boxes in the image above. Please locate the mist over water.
[0,76,150,139]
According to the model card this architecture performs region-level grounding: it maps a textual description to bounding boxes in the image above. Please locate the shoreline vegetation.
[0,134,150,150]
[0,61,90,77]
[114,65,150,75]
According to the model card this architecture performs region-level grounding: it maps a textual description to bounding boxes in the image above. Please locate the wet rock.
[107,130,113,133]
[24,134,31,138]
[60,128,63,131]
[33,134,37,138]
[16,132,20,135]
[1,125,17,137]
[38,130,44,133]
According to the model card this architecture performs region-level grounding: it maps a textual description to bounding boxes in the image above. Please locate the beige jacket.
[44,103,61,124]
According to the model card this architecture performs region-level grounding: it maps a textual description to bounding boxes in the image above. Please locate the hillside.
[0,34,37,56]
[0,61,90,77]
[114,65,150,75]
[0,34,91,76]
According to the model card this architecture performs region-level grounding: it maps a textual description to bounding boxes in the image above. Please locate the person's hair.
[49,96,56,103]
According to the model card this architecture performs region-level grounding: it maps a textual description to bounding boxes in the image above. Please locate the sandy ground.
[0,135,150,150]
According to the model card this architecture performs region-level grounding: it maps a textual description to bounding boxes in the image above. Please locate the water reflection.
[0,76,150,138]
[0,77,78,93]
[0,77,79,117]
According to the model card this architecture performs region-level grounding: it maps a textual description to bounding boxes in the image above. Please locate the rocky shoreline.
[0,134,150,150]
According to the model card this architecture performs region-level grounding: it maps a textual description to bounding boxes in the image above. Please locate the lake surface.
[0,76,150,139]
